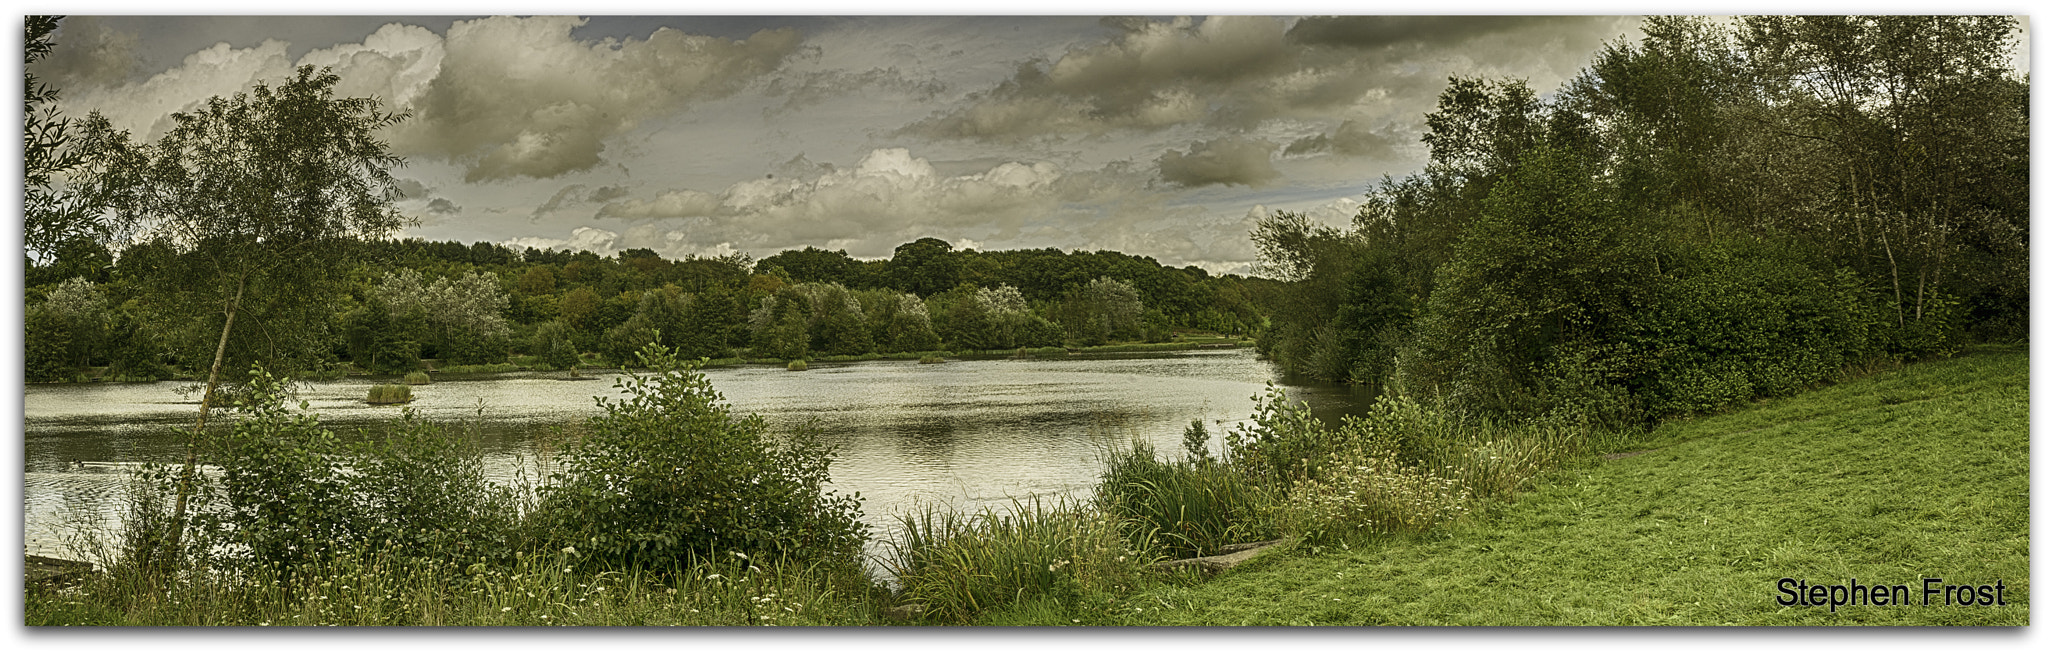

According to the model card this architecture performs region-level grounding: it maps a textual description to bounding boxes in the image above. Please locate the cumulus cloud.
[394,17,803,182]
[58,39,296,141]
[1158,136,1279,188]
[58,16,803,182]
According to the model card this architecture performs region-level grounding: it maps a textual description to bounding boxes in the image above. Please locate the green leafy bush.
[532,344,866,573]
[403,371,431,385]
[189,368,516,576]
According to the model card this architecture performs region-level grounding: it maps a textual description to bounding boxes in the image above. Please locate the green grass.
[27,549,888,626]
[1098,346,2027,625]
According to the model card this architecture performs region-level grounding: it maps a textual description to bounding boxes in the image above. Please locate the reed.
[365,384,412,405]
[883,498,1150,623]
[1097,440,1278,559]
[404,371,432,385]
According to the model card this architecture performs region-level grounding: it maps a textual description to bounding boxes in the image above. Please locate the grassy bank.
[1081,346,2027,625]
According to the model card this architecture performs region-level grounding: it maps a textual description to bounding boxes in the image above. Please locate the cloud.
[1284,16,1597,50]
[31,16,145,88]
[902,15,1637,144]
[60,16,804,183]
[425,198,462,214]
[1158,136,1279,188]
[58,39,296,141]
[394,17,803,182]
[1283,119,1404,159]
[761,66,948,115]
[902,16,1292,141]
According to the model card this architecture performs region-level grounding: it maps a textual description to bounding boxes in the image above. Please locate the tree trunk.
[160,274,245,571]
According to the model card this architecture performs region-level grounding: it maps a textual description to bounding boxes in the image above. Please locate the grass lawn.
[1077,346,2028,626]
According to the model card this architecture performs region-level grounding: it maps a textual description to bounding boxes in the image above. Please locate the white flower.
[502,607,513,613]
[561,546,578,556]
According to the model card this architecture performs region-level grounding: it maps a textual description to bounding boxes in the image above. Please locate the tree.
[24,16,102,259]
[78,65,411,570]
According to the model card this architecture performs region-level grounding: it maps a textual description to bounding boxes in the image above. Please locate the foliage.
[884,498,1151,624]
[183,369,515,576]
[75,65,410,389]
[1279,446,1469,544]
[531,344,867,573]
[528,320,581,371]
[1097,440,1276,560]
[403,371,431,385]
[24,16,106,259]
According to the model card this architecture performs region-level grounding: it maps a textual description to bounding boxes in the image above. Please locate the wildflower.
[503,607,513,612]
[561,546,578,556]
[706,573,722,581]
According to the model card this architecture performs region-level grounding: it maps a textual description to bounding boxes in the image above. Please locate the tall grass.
[366,384,412,404]
[1097,440,1277,559]
[883,498,1152,623]
[29,546,885,626]
[403,371,432,385]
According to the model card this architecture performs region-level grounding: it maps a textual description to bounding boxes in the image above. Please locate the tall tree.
[79,65,411,569]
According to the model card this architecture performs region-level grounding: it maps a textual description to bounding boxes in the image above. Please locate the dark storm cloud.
[1158,136,1279,188]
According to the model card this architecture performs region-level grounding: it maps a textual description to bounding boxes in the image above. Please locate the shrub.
[189,369,515,576]
[403,371,431,385]
[366,384,412,404]
[531,343,866,573]
[787,359,808,371]
[918,355,945,364]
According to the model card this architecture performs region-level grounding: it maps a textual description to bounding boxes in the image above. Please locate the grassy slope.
[1097,346,2028,626]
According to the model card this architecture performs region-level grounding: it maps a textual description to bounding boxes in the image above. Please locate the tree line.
[1253,16,2027,427]
[28,228,1275,382]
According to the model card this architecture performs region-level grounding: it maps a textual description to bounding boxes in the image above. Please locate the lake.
[22,348,1376,566]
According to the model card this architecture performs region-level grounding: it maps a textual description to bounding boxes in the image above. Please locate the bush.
[403,371,431,385]
[187,368,516,576]
[531,343,866,573]
[366,384,412,404]
[786,359,808,371]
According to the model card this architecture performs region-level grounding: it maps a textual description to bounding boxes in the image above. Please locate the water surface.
[23,349,1375,563]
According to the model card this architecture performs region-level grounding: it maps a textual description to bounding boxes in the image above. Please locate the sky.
[25,10,2032,276]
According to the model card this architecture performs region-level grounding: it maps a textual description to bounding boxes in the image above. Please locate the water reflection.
[24,349,1376,562]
